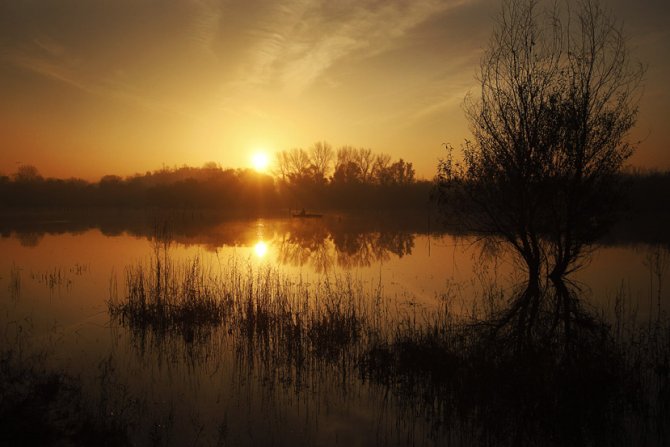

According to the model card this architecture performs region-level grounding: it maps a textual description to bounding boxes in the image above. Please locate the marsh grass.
[359,280,670,446]
[108,244,370,372]
[8,263,21,299]
[110,256,226,343]
[31,267,73,291]
[107,243,670,446]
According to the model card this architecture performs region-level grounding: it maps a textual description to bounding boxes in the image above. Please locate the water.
[1,211,668,445]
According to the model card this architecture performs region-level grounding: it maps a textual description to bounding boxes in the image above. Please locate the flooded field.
[1,211,668,446]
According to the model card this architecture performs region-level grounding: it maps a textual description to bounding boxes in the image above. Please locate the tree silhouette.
[310,141,334,182]
[435,0,644,339]
[14,165,42,183]
[437,0,642,278]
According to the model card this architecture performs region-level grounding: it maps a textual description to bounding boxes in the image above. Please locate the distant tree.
[436,0,644,283]
[100,175,122,184]
[371,153,391,184]
[332,147,364,184]
[310,141,334,182]
[354,148,374,182]
[379,159,415,185]
[332,161,362,185]
[276,148,314,184]
[275,147,326,207]
[14,165,42,182]
[202,161,220,170]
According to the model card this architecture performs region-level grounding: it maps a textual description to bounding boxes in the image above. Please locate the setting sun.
[251,152,270,172]
[254,240,268,258]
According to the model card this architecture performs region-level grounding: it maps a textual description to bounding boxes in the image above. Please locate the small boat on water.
[291,209,323,218]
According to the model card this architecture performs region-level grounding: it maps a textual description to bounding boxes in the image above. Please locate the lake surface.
[1,211,668,445]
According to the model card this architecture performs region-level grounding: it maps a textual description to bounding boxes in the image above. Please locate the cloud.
[222,0,470,94]
[1,0,479,108]
[3,42,192,119]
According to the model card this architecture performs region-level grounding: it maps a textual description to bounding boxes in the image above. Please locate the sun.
[251,151,270,172]
[254,240,268,258]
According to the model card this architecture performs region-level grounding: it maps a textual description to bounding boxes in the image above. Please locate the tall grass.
[107,243,670,446]
[8,263,21,299]
[108,243,370,370]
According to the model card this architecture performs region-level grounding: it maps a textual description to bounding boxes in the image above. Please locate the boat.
[291,209,323,218]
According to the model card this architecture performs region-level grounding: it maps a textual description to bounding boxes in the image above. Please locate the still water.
[1,211,668,445]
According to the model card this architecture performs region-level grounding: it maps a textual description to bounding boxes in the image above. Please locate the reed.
[108,244,370,369]
[8,263,21,299]
[107,244,670,446]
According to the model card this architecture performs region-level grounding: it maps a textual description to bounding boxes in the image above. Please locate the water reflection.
[2,211,669,445]
[16,232,43,247]
[104,246,669,446]
[274,221,415,272]
[0,211,430,270]
[2,209,669,250]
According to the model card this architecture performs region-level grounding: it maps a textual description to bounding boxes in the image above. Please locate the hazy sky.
[1,0,668,180]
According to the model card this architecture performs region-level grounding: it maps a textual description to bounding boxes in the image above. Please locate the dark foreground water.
[1,211,668,445]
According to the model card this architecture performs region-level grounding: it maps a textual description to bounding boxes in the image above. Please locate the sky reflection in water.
[0,213,668,445]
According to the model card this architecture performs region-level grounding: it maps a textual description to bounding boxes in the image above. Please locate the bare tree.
[372,153,392,184]
[332,146,383,184]
[14,165,42,182]
[435,0,643,337]
[275,151,291,182]
[354,148,374,182]
[275,148,313,183]
[437,0,643,278]
[333,146,362,184]
[310,141,334,181]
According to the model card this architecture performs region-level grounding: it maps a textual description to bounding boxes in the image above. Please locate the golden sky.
[1,0,668,180]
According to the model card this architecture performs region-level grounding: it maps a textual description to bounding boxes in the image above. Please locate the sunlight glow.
[254,240,268,258]
[251,152,270,172]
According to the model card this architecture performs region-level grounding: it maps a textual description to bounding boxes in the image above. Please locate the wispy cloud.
[1,0,476,110]
[216,0,471,94]
[3,43,192,119]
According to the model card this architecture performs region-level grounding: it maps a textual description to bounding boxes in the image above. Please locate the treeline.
[275,143,428,208]
[621,169,670,214]
[0,144,432,210]
[0,164,276,210]
[435,167,670,225]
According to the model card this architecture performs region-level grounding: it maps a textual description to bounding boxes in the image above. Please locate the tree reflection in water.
[2,211,668,443]
[276,218,415,273]
[107,240,669,446]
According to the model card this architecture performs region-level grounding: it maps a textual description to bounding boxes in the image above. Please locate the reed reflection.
[3,209,670,251]
[106,238,669,446]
